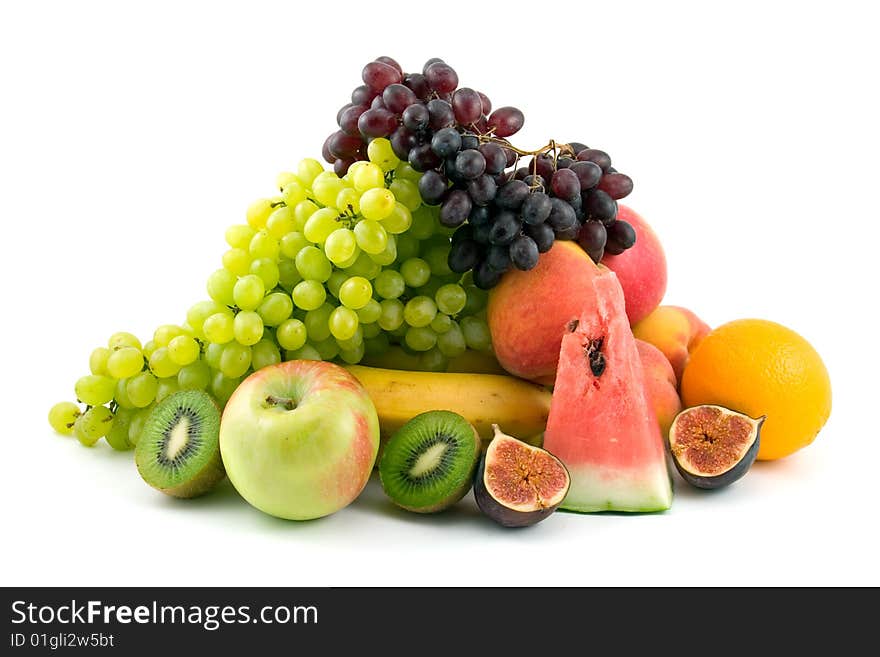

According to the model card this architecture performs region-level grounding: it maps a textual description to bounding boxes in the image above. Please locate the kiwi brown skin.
[157,451,225,499]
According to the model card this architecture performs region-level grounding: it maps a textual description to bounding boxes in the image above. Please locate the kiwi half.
[135,390,225,498]
[379,410,480,513]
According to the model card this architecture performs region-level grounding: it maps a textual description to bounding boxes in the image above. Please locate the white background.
[1,1,877,586]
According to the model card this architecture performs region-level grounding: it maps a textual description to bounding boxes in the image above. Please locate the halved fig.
[669,405,764,490]
[474,425,570,527]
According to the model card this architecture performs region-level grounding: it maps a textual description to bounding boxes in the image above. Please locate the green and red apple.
[219,360,379,520]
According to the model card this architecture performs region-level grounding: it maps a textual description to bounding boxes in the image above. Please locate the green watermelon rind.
[560,463,673,513]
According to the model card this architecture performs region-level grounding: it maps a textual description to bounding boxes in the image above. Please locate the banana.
[344,365,552,444]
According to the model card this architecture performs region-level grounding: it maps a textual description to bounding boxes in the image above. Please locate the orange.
[680,319,831,460]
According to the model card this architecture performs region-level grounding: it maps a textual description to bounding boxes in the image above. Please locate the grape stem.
[469,133,575,159]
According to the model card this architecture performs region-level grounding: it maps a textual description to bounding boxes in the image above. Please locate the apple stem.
[264,395,297,411]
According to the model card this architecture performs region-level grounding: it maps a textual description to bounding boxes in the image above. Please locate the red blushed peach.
[487,241,606,384]
[633,305,711,385]
[636,339,682,439]
[601,205,667,325]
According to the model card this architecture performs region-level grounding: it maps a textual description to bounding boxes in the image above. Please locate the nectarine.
[633,305,711,385]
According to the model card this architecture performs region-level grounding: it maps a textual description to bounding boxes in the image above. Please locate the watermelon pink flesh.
[543,271,672,512]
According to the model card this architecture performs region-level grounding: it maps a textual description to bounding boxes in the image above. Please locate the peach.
[487,240,605,384]
[601,205,667,325]
[633,305,711,385]
[636,339,682,439]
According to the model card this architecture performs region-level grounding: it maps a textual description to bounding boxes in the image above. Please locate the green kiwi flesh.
[135,390,224,498]
[378,410,480,513]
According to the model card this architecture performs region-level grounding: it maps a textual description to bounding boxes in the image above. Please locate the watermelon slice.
[543,270,673,512]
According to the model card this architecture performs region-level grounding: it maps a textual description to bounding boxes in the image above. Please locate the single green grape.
[220,342,252,378]
[404,296,438,328]
[393,161,421,182]
[377,299,405,331]
[335,326,364,351]
[419,347,448,372]
[361,321,381,338]
[400,257,431,288]
[249,229,281,261]
[462,285,489,315]
[304,304,334,342]
[89,346,111,376]
[106,346,143,379]
[233,274,266,311]
[344,252,382,280]
[280,231,310,259]
[367,137,400,171]
[368,234,397,266]
[339,276,372,310]
[405,326,438,352]
[312,172,346,208]
[338,343,365,365]
[287,344,322,361]
[356,298,382,324]
[292,279,327,311]
[277,258,302,291]
[108,331,142,351]
[389,179,421,211]
[222,248,252,276]
[142,340,158,360]
[374,270,405,299]
[281,180,307,206]
[381,202,413,234]
[127,372,158,408]
[460,316,492,351]
[360,188,396,221]
[430,313,454,334]
[257,292,293,326]
[186,300,225,337]
[296,158,324,187]
[105,407,135,450]
[435,284,467,316]
[364,333,390,356]
[326,270,348,298]
[277,170,297,188]
[351,162,385,192]
[48,401,81,435]
[424,243,453,277]
[295,246,332,283]
[251,340,281,371]
[149,347,182,378]
[74,375,116,406]
[153,324,186,347]
[324,228,358,265]
[211,372,241,404]
[204,342,224,369]
[246,198,274,229]
[226,224,257,249]
[206,268,237,306]
[266,205,296,239]
[408,207,438,240]
[233,310,264,346]
[167,335,200,366]
[74,405,114,446]
[313,337,340,360]
[328,306,359,341]
[115,378,135,409]
[177,360,211,390]
[395,234,420,262]
[293,199,319,231]
[336,187,360,215]
[155,376,181,403]
[354,219,388,254]
[250,257,280,290]
[203,312,235,344]
[304,207,342,245]
[124,406,152,446]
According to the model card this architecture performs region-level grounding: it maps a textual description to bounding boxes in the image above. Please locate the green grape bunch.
[49,139,494,449]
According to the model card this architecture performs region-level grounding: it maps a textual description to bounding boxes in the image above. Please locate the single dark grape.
[339,104,368,136]
[358,109,397,138]
[486,244,511,272]
[551,168,581,201]
[577,148,612,172]
[472,222,492,245]
[547,198,578,231]
[390,126,418,160]
[533,154,555,181]
[452,88,482,124]
[422,57,445,74]
[514,167,529,180]
[425,62,459,94]
[431,127,462,158]
[489,210,521,245]
[504,147,517,167]
[473,260,502,290]
[451,224,474,246]
[455,149,486,180]
[521,192,552,225]
[418,170,448,205]
[370,95,387,110]
[568,141,589,154]
[322,134,334,164]
[557,157,575,169]
[583,189,618,225]
[351,85,374,106]
[606,219,636,250]
[469,205,491,226]
[375,56,402,74]
[494,172,513,186]
[334,158,354,177]
[402,104,429,132]
[577,221,607,263]
[477,91,492,115]
[509,235,539,270]
[382,83,417,114]
[408,143,441,172]
[479,143,507,175]
[570,161,603,190]
[362,61,402,93]
[467,175,497,206]
[523,174,545,190]
[427,99,455,130]
[496,179,530,210]
[597,172,634,200]
[460,135,480,151]
[403,73,431,100]
[336,103,353,125]
[525,222,555,253]
[555,223,581,240]
[328,130,363,159]
[487,106,525,137]
[448,239,480,273]
[440,189,472,228]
